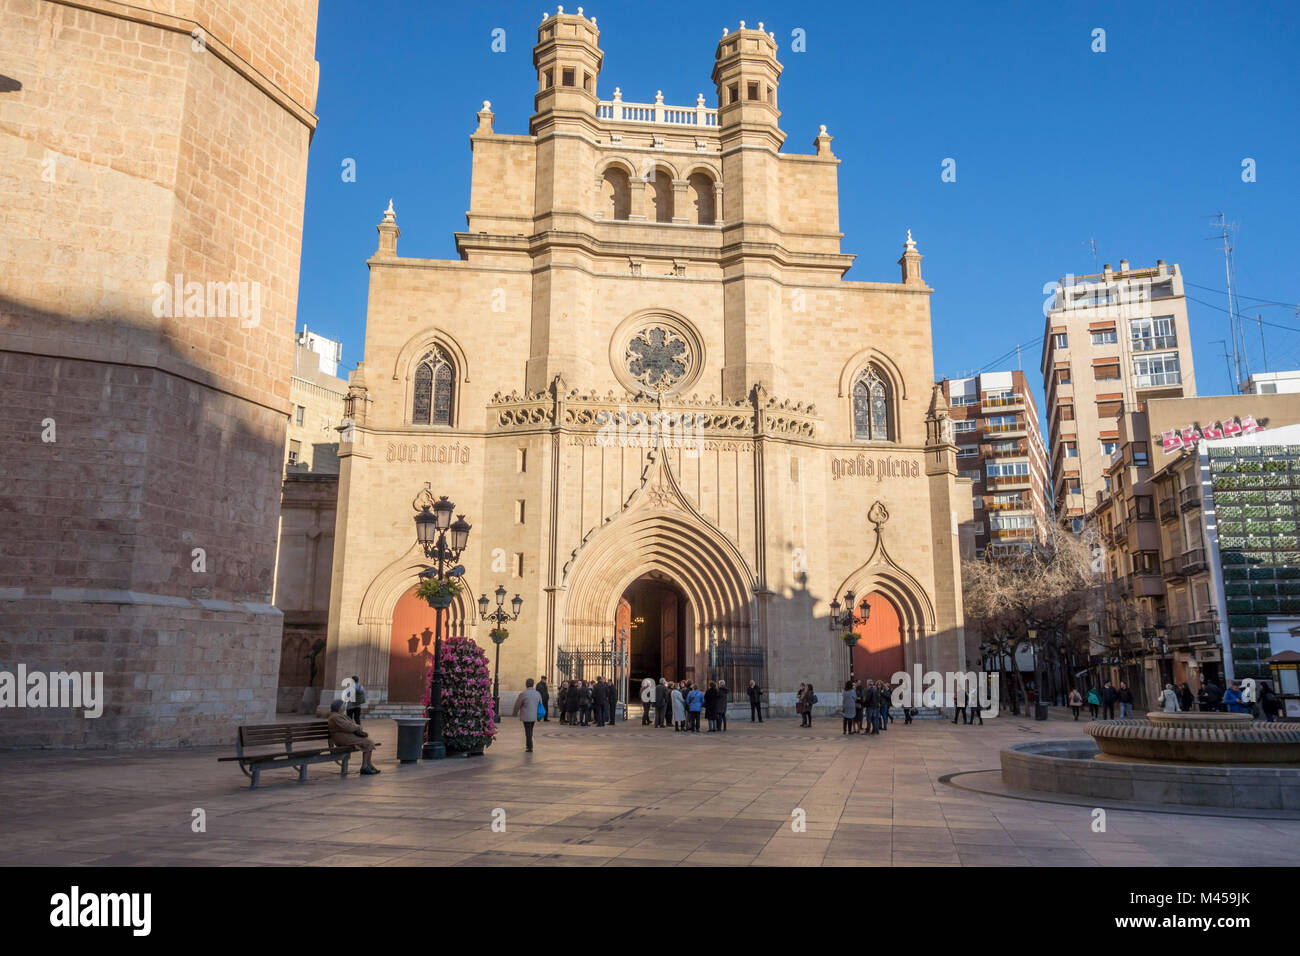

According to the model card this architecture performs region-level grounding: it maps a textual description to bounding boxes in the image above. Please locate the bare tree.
[962,525,1103,710]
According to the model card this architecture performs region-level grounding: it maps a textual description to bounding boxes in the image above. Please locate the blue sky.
[297,0,1300,396]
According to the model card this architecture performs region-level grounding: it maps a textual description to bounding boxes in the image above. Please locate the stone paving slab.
[3,713,1299,866]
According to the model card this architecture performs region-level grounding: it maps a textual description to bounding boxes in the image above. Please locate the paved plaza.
[4,710,1297,867]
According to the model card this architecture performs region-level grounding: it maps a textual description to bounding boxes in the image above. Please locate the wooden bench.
[218,721,381,790]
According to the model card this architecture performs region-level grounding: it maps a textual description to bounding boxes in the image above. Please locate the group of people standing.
[647,677,732,732]
[836,679,900,734]
[791,679,906,733]
[551,675,620,727]
[1065,677,1283,722]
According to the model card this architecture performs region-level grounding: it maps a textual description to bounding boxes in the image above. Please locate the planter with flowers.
[422,635,496,756]
[416,575,461,610]
[489,628,509,645]
[841,631,860,647]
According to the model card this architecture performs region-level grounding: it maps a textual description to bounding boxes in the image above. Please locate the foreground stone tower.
[0,0,320,746]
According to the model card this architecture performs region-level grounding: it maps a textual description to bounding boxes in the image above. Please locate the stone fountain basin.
[1089,716,1300,764]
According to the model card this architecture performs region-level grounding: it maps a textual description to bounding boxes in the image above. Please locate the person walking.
[801,684,817,727]
[670,682,686,731]
[1178,682,1195,712]
[512,678,543,752]
[795,682,807,725]
[1086,687,1100,719]
[1117,682,1134,719]
[346,676,368,728]
[967,686,983,725]
[1101,681,1117,719]
[841,680,857,735]
[952,680,967,725]
[716,679,729,731]
[1157,683,1181,713]
[747,680,763,722]
[1068,687,1083,720]
[537,675,550,722]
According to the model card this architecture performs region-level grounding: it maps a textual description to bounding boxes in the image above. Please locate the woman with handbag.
[795,683,806,724]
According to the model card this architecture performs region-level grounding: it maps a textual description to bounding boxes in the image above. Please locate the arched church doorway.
[622,573,689,690]
[851,592,905,682]
[387,585,469,703]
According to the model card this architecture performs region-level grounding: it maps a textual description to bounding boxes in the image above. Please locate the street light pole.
[415,497,471,761]
[479,584,522,723]
[828,590,871,683]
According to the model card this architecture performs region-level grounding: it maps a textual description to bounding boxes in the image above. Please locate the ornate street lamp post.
[414,496,471,760]
[829,590,871,682]
[479,585,522,723]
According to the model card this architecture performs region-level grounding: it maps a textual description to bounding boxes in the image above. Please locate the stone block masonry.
[0,0,319,747]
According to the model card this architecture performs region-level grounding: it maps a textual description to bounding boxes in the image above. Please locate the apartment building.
[286,329,349,474]
[942,371,1050,557]
[1041,260,1197,528]
[1087,392,1300,708]
[1243,370,1300,395]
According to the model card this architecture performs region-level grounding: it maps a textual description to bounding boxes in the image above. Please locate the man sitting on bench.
[328,700,380,775]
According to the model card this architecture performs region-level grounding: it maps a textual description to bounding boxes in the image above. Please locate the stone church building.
[325,13,971,713]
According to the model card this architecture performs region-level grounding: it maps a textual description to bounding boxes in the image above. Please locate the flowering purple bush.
[422,635,496,752]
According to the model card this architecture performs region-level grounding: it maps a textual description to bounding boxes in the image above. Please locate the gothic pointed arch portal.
[836,501,938,678]
[560,450,758,685]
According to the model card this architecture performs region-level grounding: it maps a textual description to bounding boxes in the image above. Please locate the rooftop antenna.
[1206,213,1247,392]
[1255,314,1268,376]
[1210,339,1233,393]
[1084,238,1100,274]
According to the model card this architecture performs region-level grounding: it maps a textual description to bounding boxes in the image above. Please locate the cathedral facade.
[325,13,971,712]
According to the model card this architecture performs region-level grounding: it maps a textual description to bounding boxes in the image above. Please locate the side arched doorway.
[851,592,906,682]
[386,585,470,703]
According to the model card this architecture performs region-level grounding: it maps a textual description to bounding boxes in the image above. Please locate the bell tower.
[712,21,784,150]
[713,22,786,400]
[532,6,602,124]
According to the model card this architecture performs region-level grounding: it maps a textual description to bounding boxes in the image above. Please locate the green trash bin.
[395,717,427,763]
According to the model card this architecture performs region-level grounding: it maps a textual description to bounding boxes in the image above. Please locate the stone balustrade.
[596,88,718,127]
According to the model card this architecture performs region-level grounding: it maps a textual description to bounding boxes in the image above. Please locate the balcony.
[1128,569,1165,596]
[986,495,1031,512]
[992,526,1036,540]
[1178,486,1201,511]
[1162,555,1184,579]
[1187,619,1218,644]
[1134,371,1183,389]
[1158,496,1177,523]
[983,424,1028,441]
[1180,548,1207,575]
[986,475,1032,491]
[981,392,1025,412]
[981,439,1029,457]
[1131,334,1178,352]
